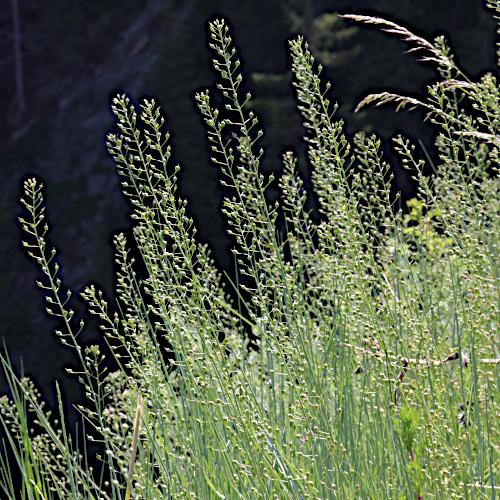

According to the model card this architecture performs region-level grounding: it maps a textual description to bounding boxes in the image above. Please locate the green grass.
[3,5,500,499]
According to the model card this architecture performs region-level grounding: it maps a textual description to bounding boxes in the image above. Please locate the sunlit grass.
[2,3,500,499]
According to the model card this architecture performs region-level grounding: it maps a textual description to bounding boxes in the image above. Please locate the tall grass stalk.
[2,4,500,499]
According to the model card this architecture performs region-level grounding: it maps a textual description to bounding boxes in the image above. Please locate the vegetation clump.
[2,3,500,498]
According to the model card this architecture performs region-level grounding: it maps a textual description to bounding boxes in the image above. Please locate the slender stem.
[125,395,143,500]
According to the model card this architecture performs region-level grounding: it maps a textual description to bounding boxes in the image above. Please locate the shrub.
[2,4,500,499]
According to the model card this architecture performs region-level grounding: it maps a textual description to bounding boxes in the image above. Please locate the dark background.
[0,0,497,424]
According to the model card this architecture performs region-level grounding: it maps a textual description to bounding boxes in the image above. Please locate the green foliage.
[3,3,500,499]
[402,198,453,256]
